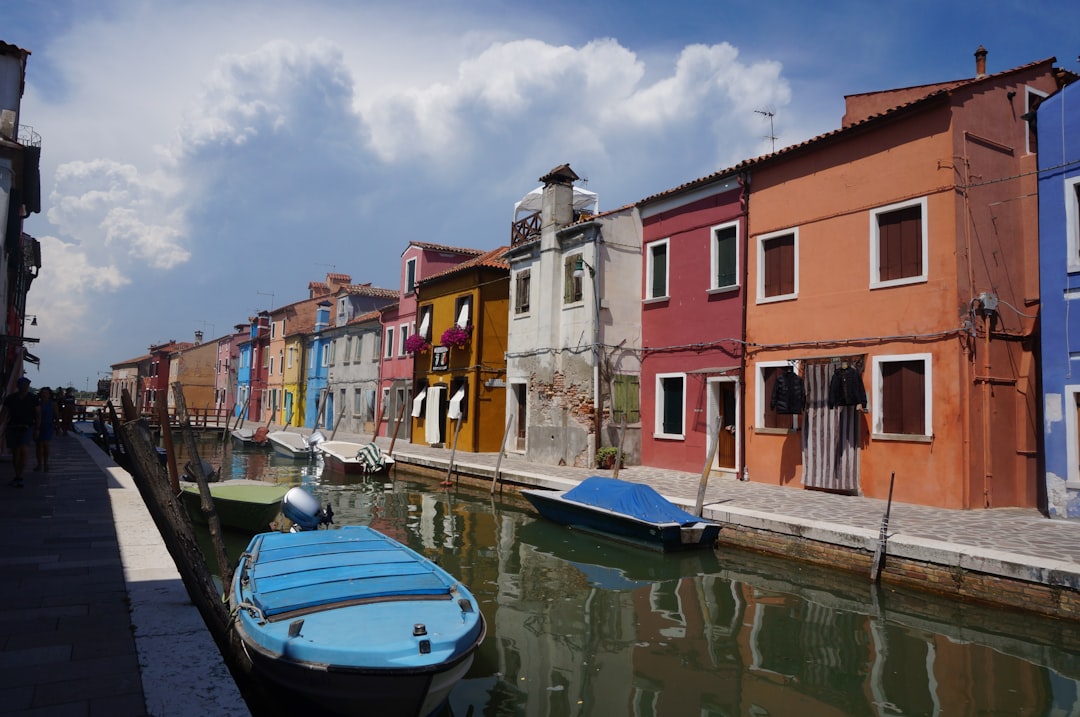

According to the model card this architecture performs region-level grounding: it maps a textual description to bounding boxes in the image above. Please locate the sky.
[4,0,1079,392]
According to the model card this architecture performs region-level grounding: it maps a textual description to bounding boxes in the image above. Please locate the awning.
[447,386,466,420]
[411,390,426,418]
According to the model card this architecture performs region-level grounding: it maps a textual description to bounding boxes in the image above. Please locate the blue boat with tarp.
[520,476,722,551]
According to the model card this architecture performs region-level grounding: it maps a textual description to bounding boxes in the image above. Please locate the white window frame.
[384,327,395,359]
[354,334,364,361]
[754,360,801,431]
[270,321,277,339]
[645,238,670,302]
[564,253,584,306]
[871,353,933,441]
[653,371,686,440]
[710,221,740,293]
[320,343,328,367]
[1066,175,1080,273]
[1063,385,1080,488]
[756,227,799,303]
[398,323,410,357]
[514,268,531,316]
[405,257,418,295]
[869,196,928,289]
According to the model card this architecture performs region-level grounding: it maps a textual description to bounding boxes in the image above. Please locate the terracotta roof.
[326,272,352,283]
[111,353,151,368]
[346,310,383,326]
[404,241,486,257]
[419,246,510,284]
[638,56,1063,207]
[338,284,398,299]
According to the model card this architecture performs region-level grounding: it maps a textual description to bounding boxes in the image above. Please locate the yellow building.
[411,247,509,453]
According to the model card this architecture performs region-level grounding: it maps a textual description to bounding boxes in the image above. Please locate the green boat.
[180,480,289,534]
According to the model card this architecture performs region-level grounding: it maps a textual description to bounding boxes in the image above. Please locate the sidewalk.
[0,432,248,717]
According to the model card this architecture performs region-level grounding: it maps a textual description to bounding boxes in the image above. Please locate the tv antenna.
[756,109,777,153]
[257,290,275,310]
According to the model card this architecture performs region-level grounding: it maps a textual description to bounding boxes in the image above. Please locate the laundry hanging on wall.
[828,364,867,409]
[770,366,806,414]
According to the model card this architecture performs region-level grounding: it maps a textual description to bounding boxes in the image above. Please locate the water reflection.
[178,436,1080,716]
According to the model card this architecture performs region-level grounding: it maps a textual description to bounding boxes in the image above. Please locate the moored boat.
[179,479,289,533]
[231,526,486,716]
[520,476,721,552]
[231,426,270,447]
[317,440,394,475]
[266,429,323,459]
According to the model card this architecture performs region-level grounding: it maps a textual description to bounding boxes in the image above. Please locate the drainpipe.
[592,241,601,457]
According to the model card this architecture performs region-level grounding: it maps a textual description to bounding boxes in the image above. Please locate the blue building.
[1038,80,1080,518]
[304,302,332,428]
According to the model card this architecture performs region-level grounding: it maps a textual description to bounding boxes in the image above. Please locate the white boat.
[317,440,394,475]
[266,430,324,459]
[231,426,270,447]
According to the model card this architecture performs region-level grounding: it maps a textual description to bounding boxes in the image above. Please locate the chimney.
[539,163,579,231]
[194,330,203,345]
[974,45,987,78]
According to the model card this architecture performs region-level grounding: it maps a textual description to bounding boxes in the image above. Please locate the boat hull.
[266,431,316,459]
[318,440,394,475]
[231,527,485,716]
[180,480,288,533]
[520,477,721,551]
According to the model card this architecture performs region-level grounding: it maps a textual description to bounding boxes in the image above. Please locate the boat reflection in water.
[182,438,1080,716]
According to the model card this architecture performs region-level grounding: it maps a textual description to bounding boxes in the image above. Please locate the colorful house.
[1037,79,1080,518]
[378,242,485,439]
[170,331,216,415]
[411,246,509,453]
[324,309,385,437]
[303,302,333,428]
[235,313,269,421]
[637,172,748,476]
[504,164,641,468]
[214,325,247,416]
[741,49,1072,509]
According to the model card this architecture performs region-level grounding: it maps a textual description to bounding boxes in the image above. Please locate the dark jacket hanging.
[828,366,867,409]
[770,368,806,414]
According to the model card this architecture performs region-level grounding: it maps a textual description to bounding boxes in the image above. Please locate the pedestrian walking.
[1,377,39,487]
[60,387,76,436]
[34,386,58,472]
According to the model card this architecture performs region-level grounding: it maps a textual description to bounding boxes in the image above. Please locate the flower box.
[441,324,472,349]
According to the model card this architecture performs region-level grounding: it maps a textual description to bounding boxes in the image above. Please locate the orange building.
[410,247,509,453]
[742,50,1073,509]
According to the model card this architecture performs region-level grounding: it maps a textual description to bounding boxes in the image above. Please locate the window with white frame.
[711,222,739,292]
[563,254,584,304]
[328,339,336,366]
[1064,386,1080,487]
[646,239,669,301]
[372,331,381,360]
[756,361,798,431]
[872,353,932,439]
[320,343,328,367]
[757,229,797,302]
[270,321,277,339]
[654,372,686,439]
[455,296,472,328]
[354,334,364,361]
[343,336,352,364]
[384,327,395,358]
[405,258,418,295]
[380,387,390,418]
[870,197,927,288]
[514,269,531,315]
[399,323,410,356]
[1067,175,1080,272]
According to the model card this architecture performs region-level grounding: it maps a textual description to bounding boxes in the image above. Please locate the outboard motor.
[306,430,326,449]
[282,487,333,531]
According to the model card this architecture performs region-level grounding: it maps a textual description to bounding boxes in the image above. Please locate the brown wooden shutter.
[878,206,922,281]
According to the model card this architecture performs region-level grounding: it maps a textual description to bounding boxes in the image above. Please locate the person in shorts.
[2,377,39,487]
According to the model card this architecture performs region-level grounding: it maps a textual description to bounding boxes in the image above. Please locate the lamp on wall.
[573,258,595,279]
[27,315,37,326]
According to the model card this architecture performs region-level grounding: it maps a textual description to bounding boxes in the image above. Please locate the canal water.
[181,436,1080,716]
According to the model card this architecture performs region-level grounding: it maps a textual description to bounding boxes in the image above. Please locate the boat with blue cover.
[520,476,722,551]
[230,525,486,716]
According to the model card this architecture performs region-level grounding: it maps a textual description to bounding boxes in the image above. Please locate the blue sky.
[4,0,1078,391]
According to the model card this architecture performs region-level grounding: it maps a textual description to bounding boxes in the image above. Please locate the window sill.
[756,293,797,305]
[870,276,927,290]
[754,426,797,436]
[643,296,669,305]
[653,432,685,441]
[872,432,933,443]
[707,285,739,296]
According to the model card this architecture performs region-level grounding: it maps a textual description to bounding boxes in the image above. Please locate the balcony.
[511,211,541,247]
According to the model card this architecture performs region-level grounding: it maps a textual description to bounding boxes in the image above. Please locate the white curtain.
[456,300,470,328]
[411,390,426,418]
[448,386,465,420]
[424,386,443,444]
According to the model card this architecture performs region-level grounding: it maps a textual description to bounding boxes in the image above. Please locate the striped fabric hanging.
[801,360,860,493]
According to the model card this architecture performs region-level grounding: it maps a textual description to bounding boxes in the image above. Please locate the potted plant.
[595,446,622,469]
[404,333,431,355]
[441,324,472,349]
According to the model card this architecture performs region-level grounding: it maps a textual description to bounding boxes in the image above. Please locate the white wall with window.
[871,353,932,440]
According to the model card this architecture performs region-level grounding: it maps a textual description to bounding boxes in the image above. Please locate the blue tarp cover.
[562,476,702,525]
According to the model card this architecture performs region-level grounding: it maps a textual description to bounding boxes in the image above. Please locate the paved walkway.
[0,432,248,717]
